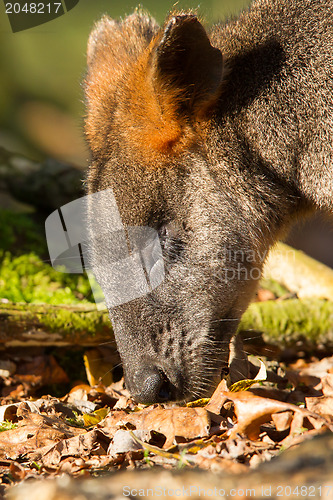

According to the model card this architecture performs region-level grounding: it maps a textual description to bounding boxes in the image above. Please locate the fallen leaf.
[133,407,210,449]
[205,379,230,415]
[0,420,74,461]
[207,387,330,440]
[305,395,333,418]
[9,462,26,481]
[193,453,248,473]
[0,401,40,423]
[83,349,113,387]
[82,408,109,427]
[0,402,86,462]
[271,411,293,432]
[128,431,188,463]
[108,429,145,455]
[229,358,267,392]
[113,396,134,410]
[288,356,333,391]
[15,355,68,386]
[186,398,210,408]
[40,429,108,468]
[102,406,211,449]
[322,374,333,397]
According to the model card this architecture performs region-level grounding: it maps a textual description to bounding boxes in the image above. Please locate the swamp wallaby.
[84,0,333,403]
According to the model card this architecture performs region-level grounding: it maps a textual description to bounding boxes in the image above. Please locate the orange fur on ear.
[120,46,197,158]
[85,12,223,160]
[84,16,132,155]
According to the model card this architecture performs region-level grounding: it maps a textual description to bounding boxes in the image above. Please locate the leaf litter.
[1,350,333,495]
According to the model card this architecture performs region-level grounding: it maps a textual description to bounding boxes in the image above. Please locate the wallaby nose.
[132,367,172,404]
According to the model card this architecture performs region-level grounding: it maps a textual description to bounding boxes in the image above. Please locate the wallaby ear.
[85,12,159,154]
[152,15,223,116]
[87,16,119,68]
[87,12,158,71]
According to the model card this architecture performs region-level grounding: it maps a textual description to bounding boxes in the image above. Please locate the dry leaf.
[288,356,333,391]
[2,342,333,484]
[83,349,113,387]
[40,429,107,468]
[98,410,132,439]
[229,358,267,392]
[0,401,40,423]
[305,395,333,418]
[205,379,230,414]
[15,355,68,386]
[228,391,286,439]
[108,429,145,455]
[121,406,211,449]
[207,388,329,440]
[322,374,333,397]
[186,398,211,408]
[194,453,248,473]
[0,420,75,461]
[9,462,26,481]
[271,411,293,432]
[82,408,109,427]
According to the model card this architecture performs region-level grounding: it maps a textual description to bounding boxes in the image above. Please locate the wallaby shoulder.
[209,0,333,212]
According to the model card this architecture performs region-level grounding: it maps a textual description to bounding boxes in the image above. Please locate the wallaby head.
[84,1,333,403]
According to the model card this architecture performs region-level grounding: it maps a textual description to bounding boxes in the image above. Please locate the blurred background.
[0,0,332,266]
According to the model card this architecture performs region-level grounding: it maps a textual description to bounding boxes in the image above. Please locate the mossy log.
[249,242,333,354]
[239,298,333,353]
[1,298,332,354]
[264,242,333,301]
[0,302,113,347]
[1,242,333,352]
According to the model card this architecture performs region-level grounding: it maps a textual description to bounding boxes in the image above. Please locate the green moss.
[0,421,18,432]
[239,298,333,347]
[0,208,95,305]
[0,209,112,340]
[36,305,110,336]
[259,278,290,297]
[0,250,93,304]
[0,301,111,338]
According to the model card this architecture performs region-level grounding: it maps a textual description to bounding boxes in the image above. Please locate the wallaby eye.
[158,224,171,249]
[158,222,183,260]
